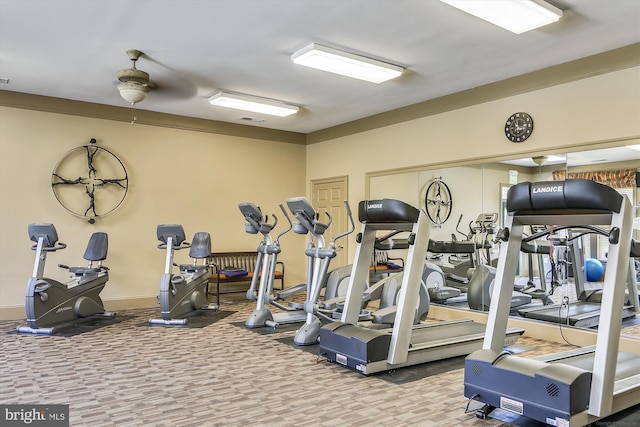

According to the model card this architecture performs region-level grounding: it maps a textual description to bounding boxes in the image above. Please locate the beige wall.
[0,107,307,318]
[306,67,640,261]
[2,66,639,319]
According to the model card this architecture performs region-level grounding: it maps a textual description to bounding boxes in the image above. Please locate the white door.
[311,176,349,267]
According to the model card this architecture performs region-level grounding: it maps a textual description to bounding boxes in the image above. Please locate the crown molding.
[307,43,640,144]
[0,91,307,145]
[1,43,638,146]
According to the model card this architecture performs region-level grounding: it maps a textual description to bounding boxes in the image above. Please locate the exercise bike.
[149,224,217,325]
[18,223,115,335]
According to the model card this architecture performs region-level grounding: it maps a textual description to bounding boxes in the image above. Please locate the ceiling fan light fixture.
[291,43,403,84]
[209,91,299,117]
[117,49,150,105]
[531,155,547,166]
[117,81,149,105]
[117,67,149,85]
[440,0,563,34]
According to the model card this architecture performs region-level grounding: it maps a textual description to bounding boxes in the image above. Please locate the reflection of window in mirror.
[499,183,512,229]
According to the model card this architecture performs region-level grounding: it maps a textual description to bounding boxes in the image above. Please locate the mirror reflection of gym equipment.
[368,147,640,330]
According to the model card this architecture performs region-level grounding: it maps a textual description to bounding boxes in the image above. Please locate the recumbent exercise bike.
[17,223,115,335]
[149,224,217,325]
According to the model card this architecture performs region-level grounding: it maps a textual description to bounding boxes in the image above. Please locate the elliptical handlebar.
[315,212,332,235]
[276,204,293,242]
[332,200,355,244]
[260,214,277,235]
[455,214,464,232]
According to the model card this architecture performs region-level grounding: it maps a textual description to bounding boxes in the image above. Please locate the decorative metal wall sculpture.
[51,138,128,223]
[424,177,452,228]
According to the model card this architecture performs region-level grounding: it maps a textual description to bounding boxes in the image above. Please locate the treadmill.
[319,198,524,375]
[464,179,640,426]
[517,226,638,328]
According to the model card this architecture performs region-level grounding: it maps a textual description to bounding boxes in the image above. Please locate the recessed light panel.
[292,43,403,84]
[440,0,563,34]
[209,91,298,117]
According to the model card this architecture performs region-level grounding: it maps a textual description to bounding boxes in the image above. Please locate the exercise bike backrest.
[286,197,330,236]
[82,232,109,262]
[189,232,212,260]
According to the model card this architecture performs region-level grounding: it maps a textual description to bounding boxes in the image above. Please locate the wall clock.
[51,138,128,223]
[505,112,533,143]
[424,177,452,228]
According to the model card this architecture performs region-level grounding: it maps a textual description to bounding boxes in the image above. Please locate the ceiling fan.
[117,49,150,105]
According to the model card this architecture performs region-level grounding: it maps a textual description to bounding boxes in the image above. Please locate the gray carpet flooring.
[1,298,638,426]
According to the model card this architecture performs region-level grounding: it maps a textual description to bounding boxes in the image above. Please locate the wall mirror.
[366,142,640,337]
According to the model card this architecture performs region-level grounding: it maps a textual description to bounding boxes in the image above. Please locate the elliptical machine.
[286,197,355,345]
[149,225,217,325]
[243,202,307,329]
[467,219,555,311]
[18,223,115,335]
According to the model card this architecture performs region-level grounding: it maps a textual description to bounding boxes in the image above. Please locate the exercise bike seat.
[67,232,108,275]
[178,232,212,272]
[188,232,211,259]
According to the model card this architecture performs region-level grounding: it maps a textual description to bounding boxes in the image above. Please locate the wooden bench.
[207,251,285,305]
[370,250,404,277]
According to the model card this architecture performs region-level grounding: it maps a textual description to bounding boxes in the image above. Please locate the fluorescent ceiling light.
[208,91,299,117]
[626,144,640,152]
[291,43,404,84]
[546,155,566,162]
[440,0,563,34]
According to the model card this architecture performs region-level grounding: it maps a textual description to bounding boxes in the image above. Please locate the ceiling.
[501,145,640,168]
[0,0,639,137]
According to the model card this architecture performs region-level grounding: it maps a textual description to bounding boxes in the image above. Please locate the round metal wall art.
[51,138,128,224]
[424,177,452,228]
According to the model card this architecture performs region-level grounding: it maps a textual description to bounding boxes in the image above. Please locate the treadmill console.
[358,199,420,223]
